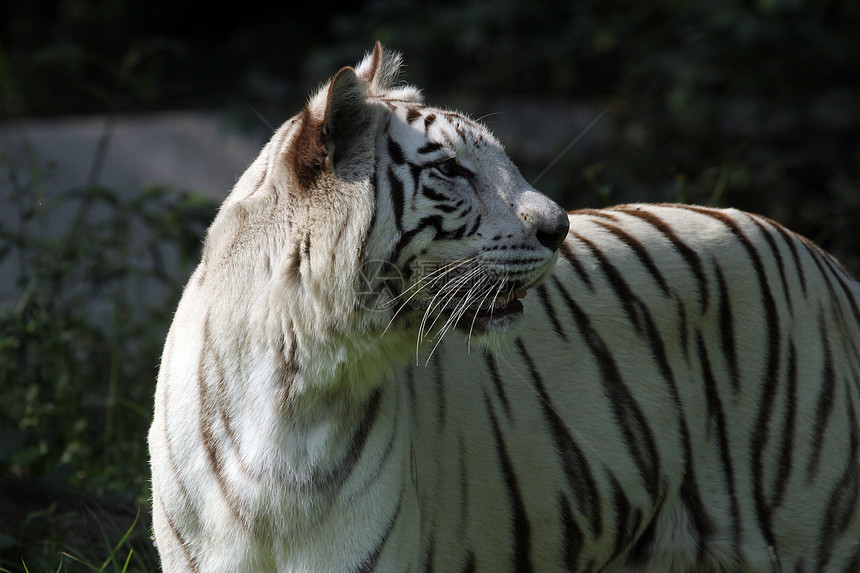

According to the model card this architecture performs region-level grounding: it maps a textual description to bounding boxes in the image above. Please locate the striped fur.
[409,204,860,572]
[149,44,860,572]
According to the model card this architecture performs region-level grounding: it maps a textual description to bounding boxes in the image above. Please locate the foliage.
[0,145,216,569]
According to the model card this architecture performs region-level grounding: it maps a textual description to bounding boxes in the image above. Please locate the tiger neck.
[252,319,413,512]
[286,318,417,398]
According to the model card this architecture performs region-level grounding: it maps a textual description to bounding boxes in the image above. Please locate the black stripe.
[569,227,688,514]
[696,331,743,550]
[391,215,445,264]
[406,107,422,124]
[423,114,436,133]
[388,166,405,233]
[301,234,311,273]
[571,231,643,333]
[799,242,860,364]
[678,301,690,360]
[313,388,383,489]
[572,207,620,222]
[771,341,798,510]
[536,283,569,342]
[549,282,662,501]
[417,141,443,154]
[409,162,422,190]
[442,223,469,241]
[421,183,449,202]
[423,535,435,573]
[685,207,782,549]
[432,349,446,427]
[353,488,403,573]
[680,469,712,563]
[514,339,603,535]
[807,312,836,481]
[348,404,400,503]
[483,352,512,420]
[842,543,860,573]
[634,280,711,553]
[288,238,302,281]
[626,509,658,565]
[749,215,793,311]
[714,265,740,393]
[814,243,860,330]
[387,136,406,164]
[558,242,593,291]
[461,550,476,573]
[592,219,671,297]
[769,220,808,296]
[405,364,418,417]
[614,205,709,312]
[485,392,533,572]
[457,436,469,537]
[816,390,859,573]
[559,494,584,570]
[465,213,481,237]
[608,474,635,557]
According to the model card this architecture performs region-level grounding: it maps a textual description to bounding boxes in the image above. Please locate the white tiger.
[148,43,860,572]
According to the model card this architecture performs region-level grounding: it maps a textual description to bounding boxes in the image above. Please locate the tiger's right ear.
[290,66,379,189]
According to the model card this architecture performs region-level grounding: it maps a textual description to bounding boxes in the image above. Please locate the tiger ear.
[290,66,379,189]
[356,41,384,85]
[322,66,379,180]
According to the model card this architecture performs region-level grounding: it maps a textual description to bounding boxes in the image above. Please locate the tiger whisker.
[388,255,476,303]
[381,256,479,338]
[416,266,485,362]
[485,273,510,325]
[414,264,480,360]
[421,266,484,338]
[466,277,504,354]
[426,273,491,362]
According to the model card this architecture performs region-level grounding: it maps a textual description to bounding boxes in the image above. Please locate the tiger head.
[207,43,568,360]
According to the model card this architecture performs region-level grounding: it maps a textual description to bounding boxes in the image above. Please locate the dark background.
[1,0,859,569]
[4,0,860,261]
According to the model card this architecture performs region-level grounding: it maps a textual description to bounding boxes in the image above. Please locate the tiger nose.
[519,189,570,251]
[536,210,570,251]
[536,214,569,251]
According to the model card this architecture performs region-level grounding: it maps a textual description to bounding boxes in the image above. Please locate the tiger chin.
[149,43,860,573]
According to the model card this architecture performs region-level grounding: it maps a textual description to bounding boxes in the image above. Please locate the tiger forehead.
[387,100,500,152]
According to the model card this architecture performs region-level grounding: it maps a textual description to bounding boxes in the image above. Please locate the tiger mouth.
[446,288,528,333]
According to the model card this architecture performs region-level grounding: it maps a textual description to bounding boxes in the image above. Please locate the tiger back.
[148,44,860,572]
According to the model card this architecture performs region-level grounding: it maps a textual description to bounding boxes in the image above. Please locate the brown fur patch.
[289,107,326,191]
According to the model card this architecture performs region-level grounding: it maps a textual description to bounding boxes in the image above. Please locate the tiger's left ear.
[356,41,384,86]
[322,66,379,181]
[290,64,379,189]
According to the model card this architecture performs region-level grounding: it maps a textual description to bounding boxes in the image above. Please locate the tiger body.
[409,204,860,572]
[148,44,860,572]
